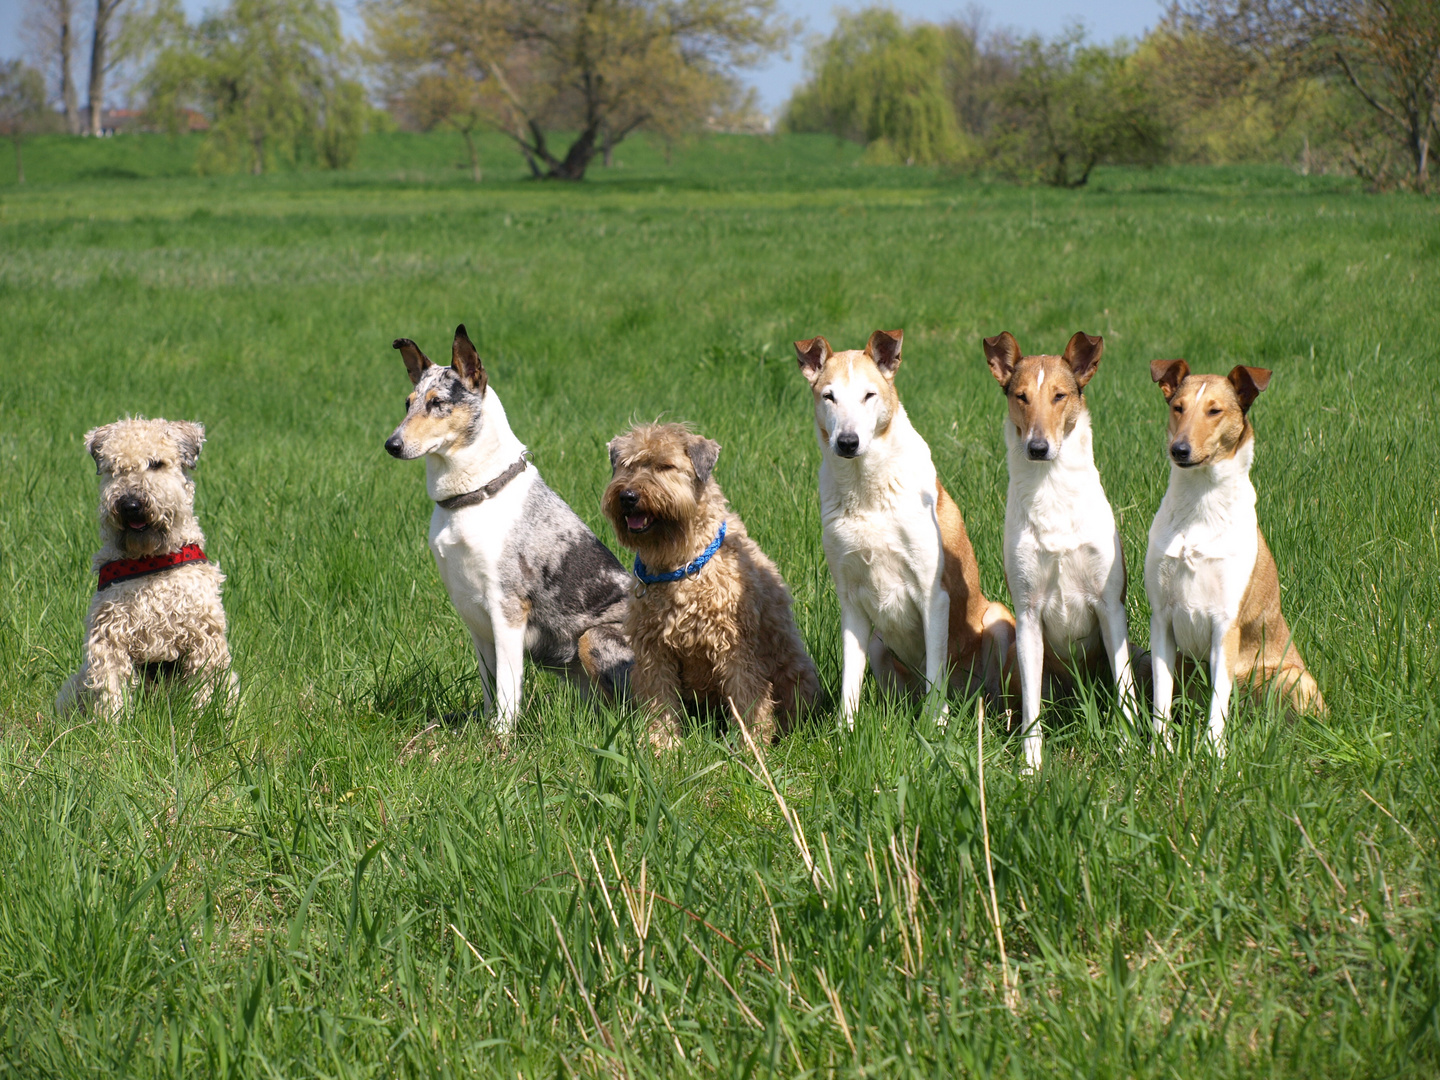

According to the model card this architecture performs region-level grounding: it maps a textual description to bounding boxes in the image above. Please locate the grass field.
[1,132,1437,1078]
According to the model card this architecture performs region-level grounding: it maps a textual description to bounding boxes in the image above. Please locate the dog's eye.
[1053,393,1066,403]
[1016,393,1028,404]
[863,391,877,403]
[1173,404,1184,414]
[653,463,675,472]
[1207,407,1222,416]
[149,460,165,470]
[822,390,835,402]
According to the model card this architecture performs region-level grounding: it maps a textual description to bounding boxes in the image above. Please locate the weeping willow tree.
[783,8,969,166]
[140,0,366,174]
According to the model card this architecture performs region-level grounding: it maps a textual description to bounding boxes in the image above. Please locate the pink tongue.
[627,514,651,530]
[127,522,147,530]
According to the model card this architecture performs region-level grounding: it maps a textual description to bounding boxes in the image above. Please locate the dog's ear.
[866,329,903,378]
[452,324,488,394]
[393,338,432,385]
[1062,332,1103,389]
[1150,359,1190,402]
[686,435,721,484]
[983,332,1022,387]
[794,336,831,385]
[84,423,115,473]
[1227,365,1271,414]
[168,421,206,470]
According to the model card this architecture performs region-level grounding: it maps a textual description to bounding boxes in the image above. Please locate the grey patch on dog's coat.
[501,476,634,696]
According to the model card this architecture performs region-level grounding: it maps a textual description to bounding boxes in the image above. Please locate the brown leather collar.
[435,454,530,511]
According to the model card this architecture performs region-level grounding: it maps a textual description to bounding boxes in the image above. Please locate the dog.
[602,423,819,750]
[385,325,632,732]
[1145,360,1325,755]
[984,331,1143,772]
[57,418,238,718]
[795,330,1015,726]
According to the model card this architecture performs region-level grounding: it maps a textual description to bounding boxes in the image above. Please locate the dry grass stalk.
[977,699,1018,1010]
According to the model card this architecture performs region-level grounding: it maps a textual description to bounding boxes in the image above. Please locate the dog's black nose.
[1026,438,1050,460]
[384,434,405,458]
[835,432,860,457]
[1170,441,1192,464]
[619,489,639,512]
[117,494,144,519]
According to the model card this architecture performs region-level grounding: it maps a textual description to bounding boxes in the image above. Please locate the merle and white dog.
[385,325,632,731]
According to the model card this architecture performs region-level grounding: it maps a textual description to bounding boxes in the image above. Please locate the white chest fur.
[1004,412,1118,648]
[820,412,942,670]
[428,470,535,642]
[1145,442,1259,658]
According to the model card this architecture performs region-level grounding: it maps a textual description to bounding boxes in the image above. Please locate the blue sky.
[0,0,1166,115]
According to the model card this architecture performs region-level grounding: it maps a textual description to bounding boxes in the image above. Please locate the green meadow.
[1,132,1437,1077]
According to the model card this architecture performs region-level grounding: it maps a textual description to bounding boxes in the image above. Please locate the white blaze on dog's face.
[1150,359,1271,468]
[984,331,1102,462]
[385,325,489,460]
[85,417,204,549]
[794,330,903,460]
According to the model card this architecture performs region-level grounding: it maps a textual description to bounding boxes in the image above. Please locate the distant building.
[77,106,210,135]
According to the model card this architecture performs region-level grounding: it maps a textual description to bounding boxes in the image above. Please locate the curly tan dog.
[57,418,237,718]
[602,423,819,750]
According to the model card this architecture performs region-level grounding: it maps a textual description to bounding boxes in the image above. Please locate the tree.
[142,0,366,174]
[87,0,127,135]
[989,30,1169,186]
[22,0,82,134]
[364,0,790,181]
[0,61,53,183]
[1172,1,1440,189]
[784,8,968,165]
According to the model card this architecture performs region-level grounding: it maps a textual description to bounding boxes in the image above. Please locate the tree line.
[784,3,1439,192]
[2,0,1436,190]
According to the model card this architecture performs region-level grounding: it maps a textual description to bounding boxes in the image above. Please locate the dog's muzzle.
[1170,441,1195,466]
[384,434,406,458]
[617,489,655,532]
[834,432,860,458]
[1026,437,1051,461]
[116,494,151,530]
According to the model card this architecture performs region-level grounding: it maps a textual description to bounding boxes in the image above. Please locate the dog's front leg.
[1149,612,1176,752]
[921,586,951,726]
[1099,599,1140,737]
[1206,624,1233,757]
[632,647,685,751]
[492,619,527,736]
[466,627,499,720]
[1014,607,1045,772]
[838,599,872,730]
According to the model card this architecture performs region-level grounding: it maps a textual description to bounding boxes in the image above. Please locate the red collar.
[98,543,208,590]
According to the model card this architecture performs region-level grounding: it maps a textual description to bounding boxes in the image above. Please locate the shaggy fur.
[57,418,237,718]
[602,423,819,749]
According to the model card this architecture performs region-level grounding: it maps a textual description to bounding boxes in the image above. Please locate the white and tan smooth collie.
[984,331,1142,772]
[1145,360,1324,756]
[796,330,1014,725]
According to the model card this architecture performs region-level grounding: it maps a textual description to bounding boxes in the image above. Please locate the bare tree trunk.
[87,0,122,137]
[251,132,264,175]
[602,124,613,167]
[462,127,482,181]
[60,0,79,134]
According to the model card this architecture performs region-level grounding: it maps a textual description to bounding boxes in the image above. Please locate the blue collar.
[634,521,727,586]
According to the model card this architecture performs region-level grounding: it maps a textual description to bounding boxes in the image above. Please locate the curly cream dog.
[602,423,819,749]
[58,418,237,717]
